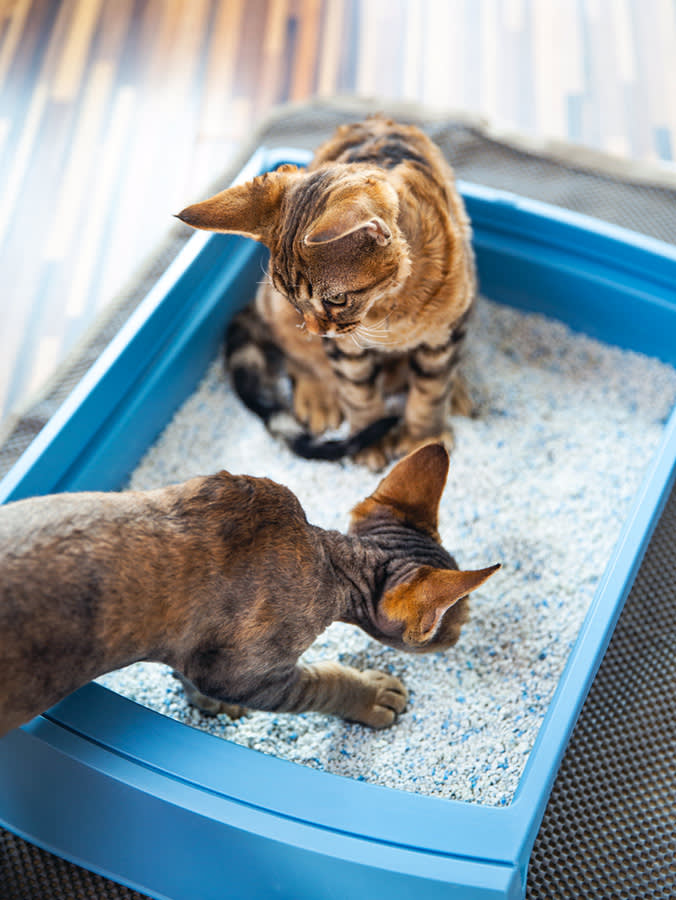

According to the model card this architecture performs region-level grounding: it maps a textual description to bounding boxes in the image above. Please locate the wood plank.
[316,0,343,96]
[234,0,268,113]
[44,59,114,262]
[356,0,406,101]
[0,0,75,251]
[422,0,464,113]
[656,0,676,158]
[51,0,103,102]
[531,0,567,140]
[0,78,49,246]
[479,0,500,121]
[65,83,136,319]
[258,0,288,111]
[401,0,423,100]
[289,0,321,101]
[0,0,32,89]
[201,0,246,137]
[355,0,381,98]
[95,0,189,304]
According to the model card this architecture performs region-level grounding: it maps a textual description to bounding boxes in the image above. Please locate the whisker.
[366,314,390,331]
[350,327,397,349]
[357,316,390,337]
[356,323,392,338]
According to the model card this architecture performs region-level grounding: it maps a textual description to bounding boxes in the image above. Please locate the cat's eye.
[323,294,348,307]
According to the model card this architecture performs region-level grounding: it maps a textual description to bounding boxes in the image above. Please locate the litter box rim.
[1,146,675,900]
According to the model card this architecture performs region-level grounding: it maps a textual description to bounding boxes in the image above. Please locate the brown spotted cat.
[0,444,498,737]
[177,116,476,470]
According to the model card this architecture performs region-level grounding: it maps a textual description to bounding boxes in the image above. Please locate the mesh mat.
[1,98,674,899]
[527,483,676,899]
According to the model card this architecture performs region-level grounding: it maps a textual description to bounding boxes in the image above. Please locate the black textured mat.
[527,482,676,899]
[1,98,675,900]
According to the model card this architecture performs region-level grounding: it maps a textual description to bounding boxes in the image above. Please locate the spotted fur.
[178,116,477,470]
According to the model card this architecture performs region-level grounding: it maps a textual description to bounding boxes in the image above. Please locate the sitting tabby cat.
[177,116,476,470]
[0,444,498,737]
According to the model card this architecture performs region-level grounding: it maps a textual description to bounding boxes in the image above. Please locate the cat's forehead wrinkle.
[282,170,334,247]
[273,169,334,294]
[351,494,440,542]
[353,511,456,574]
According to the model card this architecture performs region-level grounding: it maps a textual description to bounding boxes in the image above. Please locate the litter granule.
[98,297,676,806]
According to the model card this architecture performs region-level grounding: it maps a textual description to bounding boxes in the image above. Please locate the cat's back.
[0,473,316,609]
[170,469,303,520]
[0,490,139,557]
[167,470,312,549]
[311,115,453,189]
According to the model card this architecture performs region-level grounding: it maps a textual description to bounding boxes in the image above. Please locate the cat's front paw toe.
[193,695,247,719]
[353,670,408,729]
[293,377,342,434]
[387,426,455,461]
[354,444,389,472]
[355,427,455,470]
[218,702,248,719]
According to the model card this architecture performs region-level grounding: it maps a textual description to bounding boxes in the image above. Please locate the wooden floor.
[1,0,675,426]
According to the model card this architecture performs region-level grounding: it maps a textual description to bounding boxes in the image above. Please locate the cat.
[177,115,476,470]
[0,443,499,737]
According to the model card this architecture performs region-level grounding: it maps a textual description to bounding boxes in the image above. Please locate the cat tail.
[289,415,399,461]
[224,309,398,461]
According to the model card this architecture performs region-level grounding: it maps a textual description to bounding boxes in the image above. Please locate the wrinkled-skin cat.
[0,444,499,738]
[178,116,476,470]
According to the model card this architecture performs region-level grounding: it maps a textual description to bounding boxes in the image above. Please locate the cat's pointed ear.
[176,165,299,247]
[382,564,501,646]
[356,442,450,536]
[304,208,391,247]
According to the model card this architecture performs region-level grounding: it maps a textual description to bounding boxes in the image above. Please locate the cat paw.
[188,691,247,719]
[201,699,248,719]
[388,426,455,460]
[350,670,408,729]
[173,670,247,719]
[450,376,474,417]
[293,376,343,434]
[354,443,390,472]
[354,426,454,471]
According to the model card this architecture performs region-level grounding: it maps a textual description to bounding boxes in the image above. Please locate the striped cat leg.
[396,325,470,456]
[323,341,395,469]
[275,661,408,728]
[324,341,387,431]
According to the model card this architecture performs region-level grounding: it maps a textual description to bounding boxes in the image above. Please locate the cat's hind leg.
[173,670,247,719]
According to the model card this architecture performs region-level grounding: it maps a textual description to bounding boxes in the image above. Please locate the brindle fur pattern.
[0,444,498,737]
[178,116,476,470]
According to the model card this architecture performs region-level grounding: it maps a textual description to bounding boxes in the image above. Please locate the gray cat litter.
[97,297,676,807]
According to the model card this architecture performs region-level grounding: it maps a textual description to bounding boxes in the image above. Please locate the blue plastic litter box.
[1,147,675,900]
